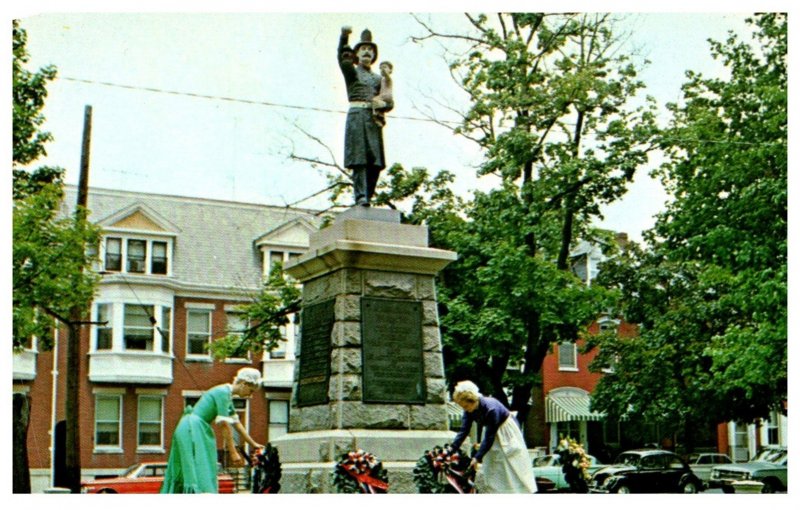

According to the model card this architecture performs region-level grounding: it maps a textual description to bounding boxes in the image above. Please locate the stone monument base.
[271,429,454,493]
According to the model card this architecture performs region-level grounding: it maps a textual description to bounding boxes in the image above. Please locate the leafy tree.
[12,18,101,351]
[12,19,101,493]
[209,262,301,359]
[591,14,787,442]
[412,13,658,424]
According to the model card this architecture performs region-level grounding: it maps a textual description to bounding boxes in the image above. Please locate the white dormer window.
[152,242,168,274]
[127,239,147,273]
[102,236,172,276]
[105,238,122,271]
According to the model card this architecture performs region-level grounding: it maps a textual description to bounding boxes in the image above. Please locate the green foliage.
[12,20,101,351]
[413,13,657,416]
[331,450,389,494]
[413,445,474,493]
[13,20,56,168]
[591,14,787,430]
[209,263,301,360]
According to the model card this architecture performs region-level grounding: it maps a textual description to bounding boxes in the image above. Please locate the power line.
[60,76,461,126]
[59,76,786,148]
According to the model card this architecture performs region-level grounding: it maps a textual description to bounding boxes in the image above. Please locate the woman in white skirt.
[449,380,538,493]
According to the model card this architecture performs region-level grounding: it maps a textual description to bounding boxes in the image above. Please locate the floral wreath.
[332,449,389,493]
[554,437,591,493]
[413,444,476,494]
[250,443,282,494]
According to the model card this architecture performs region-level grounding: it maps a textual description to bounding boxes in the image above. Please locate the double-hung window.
[225,311,250,361]
[127,239,147,273]
[269,400,289,440]
[95,395,122,449]
[105,238,122,271]
[137,395,164,449]
[187,309,212,357]
[124,304,154,350]
[558,342,578,371]
[151,241,168,274]
[160,307,171,353]
[96,304,113,350]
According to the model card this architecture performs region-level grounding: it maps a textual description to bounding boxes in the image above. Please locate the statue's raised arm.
[337,27,392,207]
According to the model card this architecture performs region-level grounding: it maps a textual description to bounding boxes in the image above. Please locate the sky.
[5,1,797,504]
[10,4,769,244]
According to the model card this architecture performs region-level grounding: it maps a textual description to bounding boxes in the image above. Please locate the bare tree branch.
[284,181,349,208]
[411,13,486,44]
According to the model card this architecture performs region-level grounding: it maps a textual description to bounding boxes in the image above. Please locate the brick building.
[534,236,788,462]
[12,186,320,492]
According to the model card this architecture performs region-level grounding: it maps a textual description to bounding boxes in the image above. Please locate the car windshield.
[753,449,787,464]
[121,464,141,477]
[533,455,556,467]
[615,453,641,466]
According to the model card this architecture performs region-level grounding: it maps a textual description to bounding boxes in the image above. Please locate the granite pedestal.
[272,207,457,493]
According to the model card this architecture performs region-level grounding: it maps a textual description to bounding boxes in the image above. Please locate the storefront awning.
[546,393,605,422]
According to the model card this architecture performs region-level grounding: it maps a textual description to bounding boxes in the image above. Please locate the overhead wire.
[60,76,462,126]
[58,75,786,147]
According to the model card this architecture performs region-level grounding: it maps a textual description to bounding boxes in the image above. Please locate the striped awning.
[545,393,605,423]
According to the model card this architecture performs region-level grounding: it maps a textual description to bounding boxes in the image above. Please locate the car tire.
[615,484,631,494]
[680,481,699,493]
[97,488,117,494]
[760,479,778,494]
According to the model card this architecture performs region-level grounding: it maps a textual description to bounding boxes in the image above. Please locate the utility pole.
[64,105,92,493]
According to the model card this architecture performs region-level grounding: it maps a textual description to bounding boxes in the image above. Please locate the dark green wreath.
[413,444,475,494]
[251,443,282,493]
[332,449,389,494]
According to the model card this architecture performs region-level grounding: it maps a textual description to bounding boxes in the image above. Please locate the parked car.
[532,454,605,491]
[80,462,236,493]
[687,452,733,487]
[590,449,703,493]
[708,447,787,493]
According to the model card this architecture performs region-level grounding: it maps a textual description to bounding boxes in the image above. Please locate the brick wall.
[21,295,269,474]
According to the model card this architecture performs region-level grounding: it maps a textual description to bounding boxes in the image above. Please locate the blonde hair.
[452,380,481,404]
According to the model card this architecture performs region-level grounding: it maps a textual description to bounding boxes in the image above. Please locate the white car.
[687,453,733,486]
[709,448,787,493]
[532,454,604,491]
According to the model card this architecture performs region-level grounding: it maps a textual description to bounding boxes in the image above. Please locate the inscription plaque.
[361,297,426,404]
[296,299,335,407]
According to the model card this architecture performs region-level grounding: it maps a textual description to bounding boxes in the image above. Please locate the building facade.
[536,235,788,462]
[12,186,319,492]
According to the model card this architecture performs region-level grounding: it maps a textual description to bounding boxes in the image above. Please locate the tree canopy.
[12,20,100,351]
[591,13,787,434]
[411,13,658,424]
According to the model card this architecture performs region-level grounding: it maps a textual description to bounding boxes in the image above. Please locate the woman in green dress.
[160,368,264,493]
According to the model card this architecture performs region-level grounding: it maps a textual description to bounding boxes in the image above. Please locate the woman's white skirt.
[474,417,538,494]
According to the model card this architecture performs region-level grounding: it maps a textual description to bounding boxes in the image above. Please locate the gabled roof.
[96,202,181,234]
[254,217,318,249]
[61,186,321,291]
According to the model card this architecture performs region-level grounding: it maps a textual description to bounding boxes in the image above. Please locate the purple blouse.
[450,396,511,461]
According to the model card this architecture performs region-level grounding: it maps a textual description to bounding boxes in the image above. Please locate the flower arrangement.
[250,443,282,493]
[332,449,389,493]
[554,436,591,493]
[413,444,476,494]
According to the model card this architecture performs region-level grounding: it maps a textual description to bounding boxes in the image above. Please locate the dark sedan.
[590,449,703,493]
